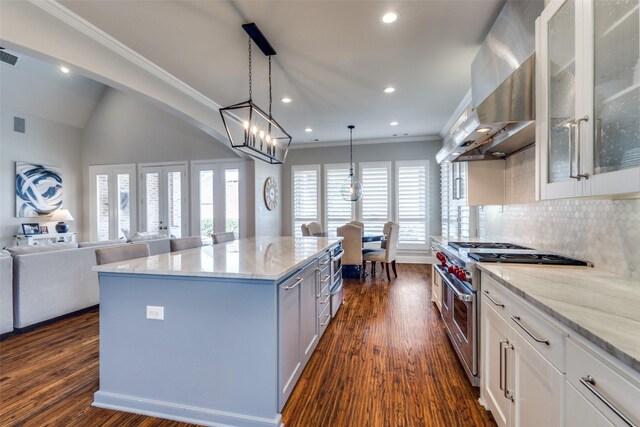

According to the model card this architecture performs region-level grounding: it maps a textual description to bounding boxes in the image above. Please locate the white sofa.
[7,237,171,330]
[0,251,13,335]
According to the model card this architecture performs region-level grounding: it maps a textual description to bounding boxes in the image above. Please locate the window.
[140,163,188,238]
[292,165,320,237]
[89,164,136,241]
[358,162,391,235]
[396,160,429,248]
[225,169,240,235]
[324,164,353,237]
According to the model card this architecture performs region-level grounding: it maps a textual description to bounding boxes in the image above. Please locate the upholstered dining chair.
[95,242,150,265]
[337,223,363,277]
[363,223,399,281]
[212,232,236,244]
[301,224,312,236]
[170,236,204,252]
[380,221,394,250]
[350,220,364,229]
[307,222,323,236]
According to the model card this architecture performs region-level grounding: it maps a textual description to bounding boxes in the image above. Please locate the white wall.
[253,161,283,237]
[0,110,84,247]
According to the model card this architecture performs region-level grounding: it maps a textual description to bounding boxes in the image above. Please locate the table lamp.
[50,209,74,233]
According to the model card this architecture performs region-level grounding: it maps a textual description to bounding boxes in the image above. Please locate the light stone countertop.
[478,263,640,373]
[93,236,342,281]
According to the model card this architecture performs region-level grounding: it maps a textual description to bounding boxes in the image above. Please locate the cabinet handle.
[483,290,505,308]
[499,339,508,392]
[504,342,514,402]
[570,116,590,181]
[510,315,550,345]
[321,274,331,283]
[576,115,590,180]
[579,375,635,427]
[283,277,303,290]
[320,295,330,305]
[320,314,331,327]
[320,258,331,266]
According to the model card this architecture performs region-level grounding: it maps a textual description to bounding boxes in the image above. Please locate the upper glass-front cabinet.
[538,0,640,199]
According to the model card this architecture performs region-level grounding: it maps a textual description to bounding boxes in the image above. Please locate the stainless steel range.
[434,241,588,387]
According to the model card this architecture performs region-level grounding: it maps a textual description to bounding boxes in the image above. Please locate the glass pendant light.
[341,125,363,201]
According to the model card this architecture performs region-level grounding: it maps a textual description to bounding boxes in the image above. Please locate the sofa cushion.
[6,242,78,256]
[78,239,126,248]
[132,232,164,241]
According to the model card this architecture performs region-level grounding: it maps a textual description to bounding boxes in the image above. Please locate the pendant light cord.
[349,126,354,175]
[269,56,272,119]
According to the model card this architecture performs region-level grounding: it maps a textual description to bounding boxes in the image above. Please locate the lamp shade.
[49,209,74,221]
[341,174,363,202]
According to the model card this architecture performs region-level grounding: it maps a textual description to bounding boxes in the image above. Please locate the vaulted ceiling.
[58,1,504,144]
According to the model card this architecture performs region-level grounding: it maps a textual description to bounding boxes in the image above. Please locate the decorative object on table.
[341,125,363,201]
[21,223,41,235]
[263,177,278,210]
[40,225,49,234]
[49,209,74,233]
[219,23,292,164]
[15,161,63,217]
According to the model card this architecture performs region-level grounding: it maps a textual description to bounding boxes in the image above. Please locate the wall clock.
[263,177,278,211]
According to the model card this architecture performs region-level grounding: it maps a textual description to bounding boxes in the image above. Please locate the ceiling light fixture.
[281,97,292,103]
[477,127,492,133]
[60,66,70,74]
[381,11,398,24]
[219,23,292,164]
[390,121,399,126]
[341,125,363,202]
[305,128,313,132]
[384,86,395,94]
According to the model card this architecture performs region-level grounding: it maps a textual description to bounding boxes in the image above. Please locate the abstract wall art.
[16,161,63,217]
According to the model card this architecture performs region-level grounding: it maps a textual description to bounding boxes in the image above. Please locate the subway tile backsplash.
[479,146,640,279]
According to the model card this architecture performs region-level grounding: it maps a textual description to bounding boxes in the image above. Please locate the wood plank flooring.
[0,264,495,427]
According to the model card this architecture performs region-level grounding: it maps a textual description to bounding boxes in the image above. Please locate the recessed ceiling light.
[281,97,292,103]
[384,87,396,94]
[305,128,313,132]
[477,127,492,133]
[60,66,70,74]
[381,11,398,24]
[390,121,399,126]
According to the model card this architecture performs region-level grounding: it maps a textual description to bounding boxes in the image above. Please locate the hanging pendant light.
[219,23,292,164]
[341,125,363,201]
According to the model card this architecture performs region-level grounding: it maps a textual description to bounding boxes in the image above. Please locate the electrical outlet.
[146,305,164,320]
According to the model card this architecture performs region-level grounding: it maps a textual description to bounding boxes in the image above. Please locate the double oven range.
[434,241,588,387]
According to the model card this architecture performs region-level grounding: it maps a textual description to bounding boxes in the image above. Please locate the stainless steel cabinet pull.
[499,339,508,392]
[580,375,636,427]
[320,295,330,305]
[504,342,514,402]
[321,274,331,283]
[320,258,330,266]
[320,314,331,327]
[572,115,590,181]
[483,290,505,308]
[284,277,303,290]
[511,316,550,345]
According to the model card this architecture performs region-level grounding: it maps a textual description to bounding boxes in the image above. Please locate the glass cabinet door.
[592,0,640,176]
[547,0,577,184]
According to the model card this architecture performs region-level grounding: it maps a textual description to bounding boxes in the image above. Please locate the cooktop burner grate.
[448,242,531,251]
[468,252,588,265]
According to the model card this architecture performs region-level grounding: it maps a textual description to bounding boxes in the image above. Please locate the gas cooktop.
[468,252,588,266]
[448,242,532,251]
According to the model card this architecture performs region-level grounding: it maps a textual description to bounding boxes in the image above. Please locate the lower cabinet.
[565,382,614,427]
[301,264,319,365]
[431,264,442,312]
[278,272,304,409]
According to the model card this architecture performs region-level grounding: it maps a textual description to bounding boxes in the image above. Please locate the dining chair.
[380,221,394,250]
[301,224,311,236]
[363,223,399,281]
[95,243,150,265]
[212,232,236,244]
[350,220,364,229]
[337,223,363,278]
[307,222,323,236]
[170,236,204,252]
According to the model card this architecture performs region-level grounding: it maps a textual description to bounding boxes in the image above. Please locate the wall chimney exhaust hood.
[437,0,544,164]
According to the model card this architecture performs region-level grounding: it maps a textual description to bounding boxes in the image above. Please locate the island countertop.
[93,236,342,281]
[478,263,640,374]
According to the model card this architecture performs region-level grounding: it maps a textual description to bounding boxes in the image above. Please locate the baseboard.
[0,331,15,341]
[14,305,99,334]
[93,391,283,427]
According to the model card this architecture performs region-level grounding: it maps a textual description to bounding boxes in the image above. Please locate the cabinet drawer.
[318,264,331,292]
[318,252,331,269]
[481,275,514,319]
[317,283,331,311]
[318,304,331,338]
[566,338,640,427]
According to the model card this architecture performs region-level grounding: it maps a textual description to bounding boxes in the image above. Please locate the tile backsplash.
[479,146,640,279]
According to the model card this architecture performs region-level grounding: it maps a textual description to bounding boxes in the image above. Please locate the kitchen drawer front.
[318,303,331,338]
[318,252,331,269]
[481,275,515,320]
[566,338,640,427]
[317,282,331,312]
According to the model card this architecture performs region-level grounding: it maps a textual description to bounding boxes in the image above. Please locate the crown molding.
[29,0,220,111]
[439,88,472,139]
[289,134,441,150]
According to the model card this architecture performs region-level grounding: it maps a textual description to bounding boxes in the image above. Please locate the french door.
[89,164,137,241]
[140,163,188,238]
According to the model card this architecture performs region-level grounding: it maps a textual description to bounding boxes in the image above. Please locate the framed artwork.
[22,223,41,235]
[16,161,63,218]
[40,225,49,234]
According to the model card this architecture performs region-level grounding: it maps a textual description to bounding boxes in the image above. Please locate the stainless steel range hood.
[437,0,544,164]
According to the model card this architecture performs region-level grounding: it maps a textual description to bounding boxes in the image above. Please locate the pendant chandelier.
[219,23,292,164]
[341,125,363,201]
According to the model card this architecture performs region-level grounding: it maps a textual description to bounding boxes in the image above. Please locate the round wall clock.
[263,177,278,211]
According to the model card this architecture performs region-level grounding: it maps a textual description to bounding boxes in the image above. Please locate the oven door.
[332,249,343,283]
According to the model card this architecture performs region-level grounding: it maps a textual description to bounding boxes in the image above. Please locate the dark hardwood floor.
[0,264,495,427]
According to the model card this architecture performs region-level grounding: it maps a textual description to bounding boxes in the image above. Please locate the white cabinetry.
[566,382,615,427]
[431,265,442,312]
[451,160,506,206]
[537,0,640,200]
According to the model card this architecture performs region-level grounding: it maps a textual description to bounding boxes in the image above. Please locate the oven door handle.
[437,266,474,302]
[332,250,344,262]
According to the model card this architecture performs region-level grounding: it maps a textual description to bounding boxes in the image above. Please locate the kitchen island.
[92,236,342,427]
